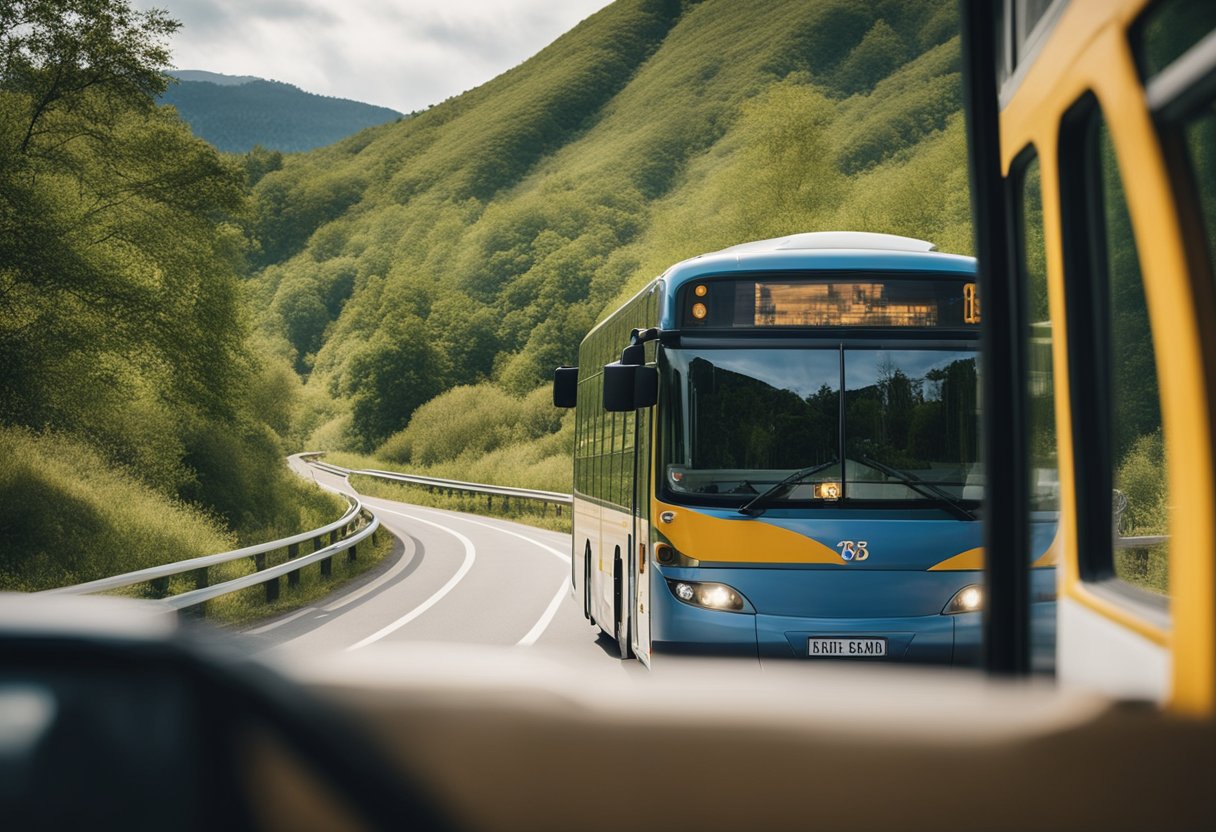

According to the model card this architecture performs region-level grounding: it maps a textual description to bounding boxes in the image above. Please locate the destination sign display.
[681,276,980,328]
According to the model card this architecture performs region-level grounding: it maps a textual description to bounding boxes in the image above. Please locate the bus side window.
[1060,97,1170,600]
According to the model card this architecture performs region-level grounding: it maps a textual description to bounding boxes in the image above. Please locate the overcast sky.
[133,0,615,113]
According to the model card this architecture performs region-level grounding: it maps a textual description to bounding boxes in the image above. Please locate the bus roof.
[716,231,938,254]
[659,231,977,297]
[583,232,977,342]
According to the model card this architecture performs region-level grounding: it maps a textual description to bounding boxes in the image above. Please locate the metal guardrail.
[303,455,572,515]
[45,492,380,614]
[1116,534,1169,548]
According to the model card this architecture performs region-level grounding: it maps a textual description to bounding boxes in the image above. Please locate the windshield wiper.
[738,459,839,517]
[856,455,978,521]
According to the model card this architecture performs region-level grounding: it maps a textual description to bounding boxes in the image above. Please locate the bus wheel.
[613,549,633,660]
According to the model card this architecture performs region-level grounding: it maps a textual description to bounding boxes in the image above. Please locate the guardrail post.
[287,542,300,588]
[487,495,492,510]
[150,576,169,599]
[321,530,336,578]
[504,496,510,512]
[178,605,204,623]
[182,568,208,619]
[556,503,562,518]
[258,550,280,603]
[348,542,357,562]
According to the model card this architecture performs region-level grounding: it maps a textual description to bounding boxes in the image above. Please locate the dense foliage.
[248,0,973,484]
[0,0,342,589]
[160,74,403,154]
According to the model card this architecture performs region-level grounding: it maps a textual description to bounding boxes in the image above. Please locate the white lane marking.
[345,507,476,651]
[515,580,569,647]
[321,527,414,613]
[364,499,568,562]
[245,606,316,635]
[363,499,571,647]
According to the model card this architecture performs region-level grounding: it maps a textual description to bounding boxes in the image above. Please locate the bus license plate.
[808,637,887,657]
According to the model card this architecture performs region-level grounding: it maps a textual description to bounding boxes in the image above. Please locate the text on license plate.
[808,637,887,657]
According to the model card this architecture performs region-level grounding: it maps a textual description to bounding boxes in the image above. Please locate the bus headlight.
[943,584,983,614]
[666,579,749,612]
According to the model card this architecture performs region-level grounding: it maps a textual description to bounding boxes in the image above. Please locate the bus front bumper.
[651,586,1057,666]
[651,606,963,663]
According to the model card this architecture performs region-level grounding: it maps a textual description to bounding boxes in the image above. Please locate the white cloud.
[133,0,614,112]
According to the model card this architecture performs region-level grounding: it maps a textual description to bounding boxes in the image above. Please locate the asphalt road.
[240,459,640,677]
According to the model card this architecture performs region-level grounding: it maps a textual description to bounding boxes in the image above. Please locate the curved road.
[242,459,637,676]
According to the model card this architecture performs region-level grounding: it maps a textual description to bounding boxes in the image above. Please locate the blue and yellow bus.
[555,231,1057,666]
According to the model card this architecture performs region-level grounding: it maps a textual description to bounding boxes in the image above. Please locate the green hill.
[161,72,403,153]
[248,0,971,484]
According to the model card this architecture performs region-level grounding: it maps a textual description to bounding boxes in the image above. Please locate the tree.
[0,0,178,155]
[344,316,446,449]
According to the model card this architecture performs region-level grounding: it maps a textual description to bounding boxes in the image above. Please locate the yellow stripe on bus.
[654,500,842,564]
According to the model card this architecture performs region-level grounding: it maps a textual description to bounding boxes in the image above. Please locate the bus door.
[973,0,1216,712]
[632,401,653,665]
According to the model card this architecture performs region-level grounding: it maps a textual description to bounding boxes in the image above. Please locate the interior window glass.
[1132,0,1216,80]
[1019,152,1059,672]
[1181,105,1216,273]
[1096,120,1170,596]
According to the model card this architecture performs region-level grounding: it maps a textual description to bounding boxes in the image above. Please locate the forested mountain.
[161,71,403,153]
[249,0,971,487]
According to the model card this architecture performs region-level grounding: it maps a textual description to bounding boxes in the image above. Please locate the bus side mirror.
[620,343,645,366]
[604,363,657,411]
[603,363,635,412]
[553,367,578,408]
[634,366,658,408]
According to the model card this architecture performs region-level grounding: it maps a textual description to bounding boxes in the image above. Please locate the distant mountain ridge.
[161,71,404,154]
[172,69,261,86]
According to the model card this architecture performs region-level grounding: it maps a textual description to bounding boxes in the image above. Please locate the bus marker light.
[694,284,708,297]
[660,511,676,523]
[691,302,708,320]
[814,482,841,500]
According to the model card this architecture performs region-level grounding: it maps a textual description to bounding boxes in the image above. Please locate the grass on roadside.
[0,428,235,591]
[349,474,571,534]
[1114,544,1168,596]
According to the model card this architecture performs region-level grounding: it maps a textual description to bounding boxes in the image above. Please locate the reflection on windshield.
[663,350,841,496]
[845,350,980,500]
[662,347,981,506]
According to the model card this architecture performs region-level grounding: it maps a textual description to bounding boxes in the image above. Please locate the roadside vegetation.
[0,1,348,595]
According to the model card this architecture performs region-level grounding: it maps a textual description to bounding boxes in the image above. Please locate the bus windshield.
[661,346,981,508]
